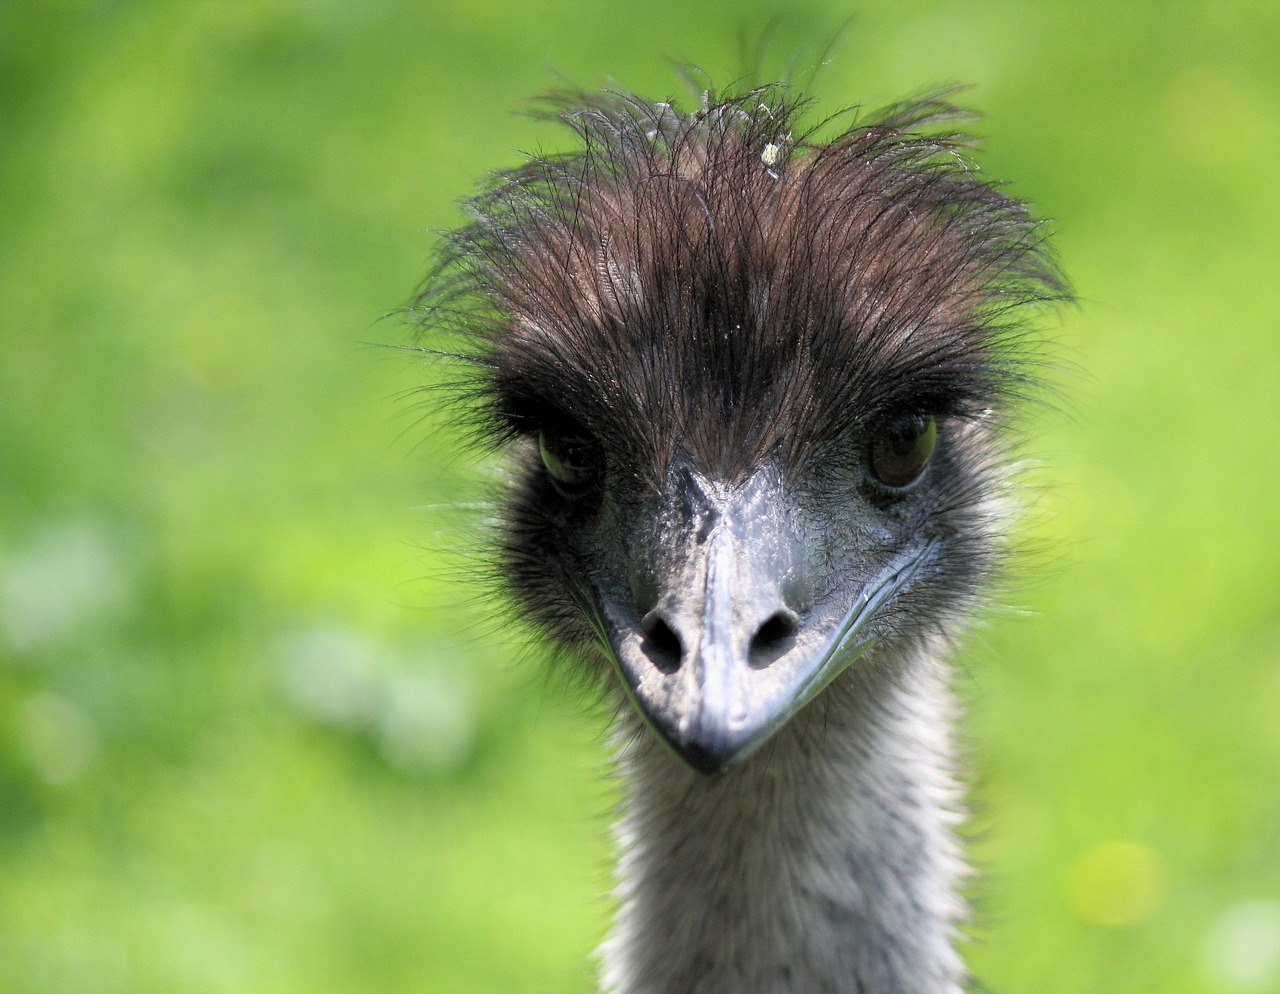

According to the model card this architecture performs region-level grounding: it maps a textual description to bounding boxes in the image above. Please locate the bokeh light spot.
[1065,840,1167,928]
[18,692,100,785]
[1203,901,1280,991]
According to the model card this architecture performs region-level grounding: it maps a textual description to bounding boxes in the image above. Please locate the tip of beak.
[661,731,747,776]
[672,743,732,776]
[639,702,770,775]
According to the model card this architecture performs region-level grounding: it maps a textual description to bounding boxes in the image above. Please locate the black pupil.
[888,422,922,455]
[558,437,590,470]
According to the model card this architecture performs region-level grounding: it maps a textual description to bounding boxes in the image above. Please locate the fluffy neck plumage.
[599,646,967,994]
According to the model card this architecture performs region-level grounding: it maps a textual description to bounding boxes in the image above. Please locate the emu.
[418,81,1064,994]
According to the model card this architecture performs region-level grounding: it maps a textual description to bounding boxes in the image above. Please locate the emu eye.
[538,427,601,496]
[869,416,937,489]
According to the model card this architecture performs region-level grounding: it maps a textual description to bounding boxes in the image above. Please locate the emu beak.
[597,466,935,775]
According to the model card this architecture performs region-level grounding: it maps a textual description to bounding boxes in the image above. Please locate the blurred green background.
[2,1,1278,992]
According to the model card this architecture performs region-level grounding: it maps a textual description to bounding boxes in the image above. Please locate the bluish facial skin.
[543,419,943,774]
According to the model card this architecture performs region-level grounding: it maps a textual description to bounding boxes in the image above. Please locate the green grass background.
[2,2,1278,992]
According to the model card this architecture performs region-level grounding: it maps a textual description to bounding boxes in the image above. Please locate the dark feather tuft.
[415,83,1067,487]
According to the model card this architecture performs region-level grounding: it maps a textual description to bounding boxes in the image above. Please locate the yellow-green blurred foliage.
[1,2,1278,992]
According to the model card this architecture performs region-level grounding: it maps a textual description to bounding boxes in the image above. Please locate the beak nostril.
[640,612,684,674]
[749,610,798,669]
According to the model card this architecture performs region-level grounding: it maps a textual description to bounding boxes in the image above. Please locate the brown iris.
[538,427,601,496]
[870,416,937,489]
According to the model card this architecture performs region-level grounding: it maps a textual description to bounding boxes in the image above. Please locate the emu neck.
[600,650,967,994]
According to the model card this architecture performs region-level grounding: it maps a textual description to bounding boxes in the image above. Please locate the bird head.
[422,85,1064,774]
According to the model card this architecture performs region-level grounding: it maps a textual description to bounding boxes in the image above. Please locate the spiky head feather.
[420,84,1065,487]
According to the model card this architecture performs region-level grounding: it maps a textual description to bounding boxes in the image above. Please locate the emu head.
[424,86,1063,774]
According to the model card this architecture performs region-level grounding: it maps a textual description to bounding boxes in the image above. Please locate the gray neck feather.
[599,647,967,994]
